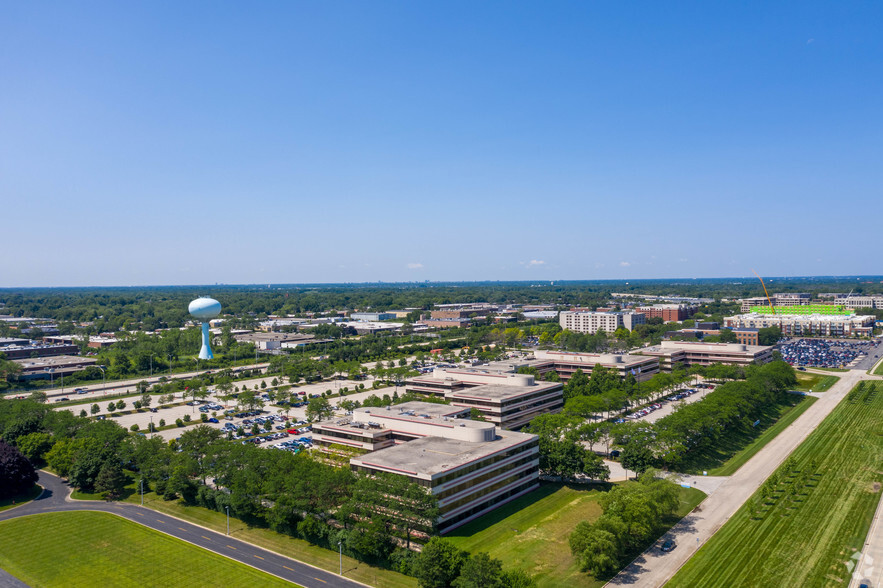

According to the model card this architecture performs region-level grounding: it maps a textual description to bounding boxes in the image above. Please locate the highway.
[0,472,368,588]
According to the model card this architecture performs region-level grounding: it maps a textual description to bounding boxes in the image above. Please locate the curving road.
[0,472,368,588]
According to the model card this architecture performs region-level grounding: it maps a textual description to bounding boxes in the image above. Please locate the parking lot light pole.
[140,479,144,506]
[226,506,230,535]
[338,540,342,575]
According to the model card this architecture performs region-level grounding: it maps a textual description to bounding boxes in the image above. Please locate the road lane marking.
[314,578,326,584]
[283,566,294,571]
[178,527,187,532]
[254,555,264,560]
[135,511,144,516]
[202,536,211,541]
[227,545,236,550]
[156,519,164,523]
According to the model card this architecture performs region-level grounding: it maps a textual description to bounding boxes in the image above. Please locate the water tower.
[189,297,222,360]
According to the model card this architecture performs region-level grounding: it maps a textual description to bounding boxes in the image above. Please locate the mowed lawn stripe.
[0,511,299,588]
[669,382,883,588]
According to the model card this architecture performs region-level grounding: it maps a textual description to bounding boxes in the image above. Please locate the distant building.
[350,312,396,322]
[0,343,81,360]
[636,304,697,322]
[730,328,760,346]
[419,318,473,329]
[531,350,660,382]
[559,310,645,334]
[724,312,874,338]
[12,355,97,380]
[636,341,774,371]
[234,332,321,350]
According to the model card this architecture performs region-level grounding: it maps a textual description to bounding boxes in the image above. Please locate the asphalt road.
[0,472,368,588]
[607,368,882,587]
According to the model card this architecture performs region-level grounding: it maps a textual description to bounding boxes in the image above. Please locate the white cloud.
[619,261,631,267]
[406,262,423,269]
[807,38,815,44]
[528,259,545,267]
[678,258,688,263]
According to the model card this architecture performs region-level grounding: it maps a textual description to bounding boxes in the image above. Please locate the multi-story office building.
[559,310,645,334]
[529,349,659,382]
[405,370,563,429]
[724,312,875,338]
[316,401,540,534]
[350,312,397,322]
[636,340,774,371]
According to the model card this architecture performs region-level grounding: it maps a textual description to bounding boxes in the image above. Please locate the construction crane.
[751,270,775,315]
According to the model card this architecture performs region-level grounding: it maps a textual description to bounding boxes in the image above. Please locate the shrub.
[158,419,166,427]
[183,414,191,422]
[130,424,140,432]
[175,418,184,427]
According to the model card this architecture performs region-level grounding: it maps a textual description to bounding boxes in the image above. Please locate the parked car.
[660,539,676,552]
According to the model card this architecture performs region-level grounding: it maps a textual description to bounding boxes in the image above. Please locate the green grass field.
[0,511,298,588]
[114,486,417,588]
[668,381,883,587]
[677,395,814,475]
[0,484,42,512]
[874,360,883,376]
[795,372,839,392]
[446,482,705,588]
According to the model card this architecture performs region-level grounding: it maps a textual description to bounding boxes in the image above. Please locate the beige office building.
[560,311,645,334]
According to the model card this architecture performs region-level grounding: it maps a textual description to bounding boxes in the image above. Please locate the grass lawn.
[875,361,883,376]
[795,372,840,392]
[0,511,298,587]
[668,381,883,587]
[446,482,705,588]
[0,484,42,512]
[111,488,416,588]
[676,395,814,475]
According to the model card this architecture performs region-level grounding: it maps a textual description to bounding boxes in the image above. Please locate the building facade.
[636,340,774,371]
[559,311,646,334]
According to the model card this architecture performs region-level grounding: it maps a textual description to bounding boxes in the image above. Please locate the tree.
[500,569,537,588]
[140,393,152,408]
[116,400,126,411]
[620,443,656,477]
[453,553,504,588]
[94,459,127,499]
[0,440,38,499]
[27,391,47,403]
[569,524,620,576]
[15,432,53,464]
[306,397,333,422]
[107,402,117,413]
[91,404,100,415]
[758,326,782,346]
[413,537,469,588]
[237,390,262,413]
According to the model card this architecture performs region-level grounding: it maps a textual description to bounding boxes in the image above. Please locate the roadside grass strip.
[669,381,883,587]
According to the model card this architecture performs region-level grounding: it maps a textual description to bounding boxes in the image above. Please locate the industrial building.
[636,340,774,371]
[318,401,539,534]
[12,355,97,380]
[559,310,646,334]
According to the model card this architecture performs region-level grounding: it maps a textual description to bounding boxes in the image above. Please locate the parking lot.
[616,383,716,425]
[778,338,881,369]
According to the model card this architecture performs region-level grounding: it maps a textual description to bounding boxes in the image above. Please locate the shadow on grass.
[0,484,43,511]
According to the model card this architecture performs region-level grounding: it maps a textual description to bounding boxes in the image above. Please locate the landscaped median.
[668,380,883,587]
[0,511,299,588]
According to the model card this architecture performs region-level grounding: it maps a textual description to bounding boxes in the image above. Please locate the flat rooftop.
[450,381,562,402]
[352,429,535,478]
[533,349,657,367]
[13,355,96,368]
[640,341,772,355]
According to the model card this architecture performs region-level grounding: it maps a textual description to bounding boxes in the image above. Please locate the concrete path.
[607,368,868,587]
[851,491,883,588]
[0,472,368,588]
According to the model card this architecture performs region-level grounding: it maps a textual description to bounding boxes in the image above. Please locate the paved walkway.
[0,472,367,588]
[607,368,869,587]
[851,490,883,588]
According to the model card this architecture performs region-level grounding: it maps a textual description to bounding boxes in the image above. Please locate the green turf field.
[795,372,839,392]
[668,381,883,588]
[0,511,298,588]
[446,482,705,588]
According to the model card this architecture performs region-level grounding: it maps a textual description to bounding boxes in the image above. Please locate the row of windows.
[439,465,539,514]
[437,478,539,532]
[350,465,432,488]
[312,427,390,444]
[501,397,563,418]
[434,454,539,500]
[433,439,539,486]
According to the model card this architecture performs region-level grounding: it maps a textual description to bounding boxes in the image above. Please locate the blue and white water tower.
[189,297,222,360]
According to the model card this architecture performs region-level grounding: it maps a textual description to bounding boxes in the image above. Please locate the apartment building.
[559,310,646,334]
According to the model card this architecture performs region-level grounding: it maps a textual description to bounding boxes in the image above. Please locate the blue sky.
[1,1,880,287]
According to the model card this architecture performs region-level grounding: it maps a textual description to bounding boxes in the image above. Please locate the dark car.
[660,539,676,552]
[207,417,219,423]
